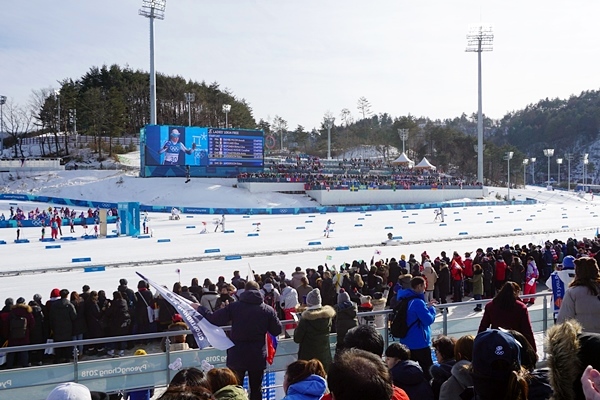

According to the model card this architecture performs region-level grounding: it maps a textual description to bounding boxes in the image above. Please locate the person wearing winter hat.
[124,351,153,400]
[294,288,336,371]
[422,261,438,303]
[46,382,109,400]
[6,296,35,368]
[160,314,190,352]
[469,329,529,400]
[334,289,358,351]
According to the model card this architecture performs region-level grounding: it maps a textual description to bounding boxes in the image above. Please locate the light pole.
[222,104,231,128]
[184,93,195,126]
[556,158,563,186]
[583,153,589,185]
[466,24,493,185]
[69,108,77,149]
[522,158,529,186]
[505,151,514,200]
[139,0,167,125]
[55,90,61,135]
[398,128,408,154]
[324,117,335,160]
[530,157,536,184]
[0,95,6,154]
[543,149,554,186]
[565,153,574,191]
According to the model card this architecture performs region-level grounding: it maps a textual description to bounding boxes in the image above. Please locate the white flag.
[136,272,234,350]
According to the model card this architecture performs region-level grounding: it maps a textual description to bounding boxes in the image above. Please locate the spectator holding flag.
[194,280,282,400]
[547,255,576,321]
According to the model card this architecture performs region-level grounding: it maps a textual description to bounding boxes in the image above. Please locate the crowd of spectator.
[3,233,600,399]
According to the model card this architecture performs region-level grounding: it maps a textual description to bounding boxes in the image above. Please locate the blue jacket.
[283,375,327,400]
[396,288,436,350]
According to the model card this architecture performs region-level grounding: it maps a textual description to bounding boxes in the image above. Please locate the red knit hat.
[172,314,184,323]
[50,288,60,298]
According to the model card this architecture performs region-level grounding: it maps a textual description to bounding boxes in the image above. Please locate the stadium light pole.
[0,95,6,154]
[70,108,77,149]
[530,157,536,184]
[565,153,573,191]
[324,117,335,160]
[505,151,514,200]
[55,90,61,135]
[466,24,493,185]
[556,158,563,186]
[184,93,195,126]
[222,104,231,128]
[543,149,554,186]
[583,153,589,185]
[139,0,166,125]
[522,158,529,186]
[398,128,408,154]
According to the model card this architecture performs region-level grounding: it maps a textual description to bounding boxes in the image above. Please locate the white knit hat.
[46,382,92,400]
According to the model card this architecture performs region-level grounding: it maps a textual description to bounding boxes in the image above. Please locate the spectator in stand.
[450,256,464,303]
[438,261,450,304]
[334,289,358,352]
[294,288,336,371]
[70,291,87,358]
[430,336,457,400]
[104,291,131,357]
[84,291,104,356]
[296,277,313,306]
[158,367,212,400]
[396,276,437,379]
[194,281,282,400]
[557,256,600,333]
[28,299,46,366]
[468,329,529,400]
[291,267,306,289]
[477,281,536,349]
[494,255,508,293]
[423,261,438,303]
[180,286,199,304]
[206,367,246,400]
[6,297,35,368]
[472,264,484,312]
[201,284,219,312]
[439,334,474,400]
[279,281,300,338]
[385,342,434,400]
[506,329,552,400]
[326,348,409,400]
[463,252,474,296]
[523,255,540,305]
[45,382,108,400]
[509,255,525,290]
[160,314,190,353]
[282,359,328,400]
[481,252,495,299]
[135,280,155,341]
[49,289,77,363]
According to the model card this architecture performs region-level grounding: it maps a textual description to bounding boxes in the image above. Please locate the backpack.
[263,290,276,309]
[10,315,27,339]
[390,295,419,338]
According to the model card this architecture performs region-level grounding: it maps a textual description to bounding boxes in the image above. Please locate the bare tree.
[3,101,35,158]
[340,108,353,127]
[272,115,288,151]
[357,97,372,120]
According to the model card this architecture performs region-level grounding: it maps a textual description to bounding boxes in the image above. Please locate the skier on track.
[324,218,334,238]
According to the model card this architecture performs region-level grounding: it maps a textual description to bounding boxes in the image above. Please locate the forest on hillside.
[2,63,599,184]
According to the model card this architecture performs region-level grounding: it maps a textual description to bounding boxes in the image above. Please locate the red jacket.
[463,257,473,278]
[451,261,464,281]
[495,260,507,281]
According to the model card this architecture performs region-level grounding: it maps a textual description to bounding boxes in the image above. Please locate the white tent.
[391,152,414,166]
[414,157,436,170]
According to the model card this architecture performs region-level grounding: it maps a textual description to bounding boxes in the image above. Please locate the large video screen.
[144,125,264,168]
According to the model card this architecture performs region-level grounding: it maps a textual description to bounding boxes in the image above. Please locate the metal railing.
[0,292,553,399]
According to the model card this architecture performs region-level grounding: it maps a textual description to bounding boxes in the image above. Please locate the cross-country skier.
[324,218,334,238]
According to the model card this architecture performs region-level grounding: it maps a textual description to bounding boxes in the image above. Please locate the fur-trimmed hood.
[301,305,335,320]
[11,303,32,313]
[546,320,582,400]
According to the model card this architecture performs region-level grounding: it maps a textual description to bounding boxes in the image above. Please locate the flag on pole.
[247,263,254,282]
[374,249,382,256]
[325,255,333,261]
[266,332,278,365]
[136,272,233,350]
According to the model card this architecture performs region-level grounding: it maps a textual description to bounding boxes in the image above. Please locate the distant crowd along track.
[2,225,596,277]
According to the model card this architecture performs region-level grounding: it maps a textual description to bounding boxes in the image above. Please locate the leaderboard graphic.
[141,125,264,177]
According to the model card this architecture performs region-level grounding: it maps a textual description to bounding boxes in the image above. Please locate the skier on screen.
[159,129,196,165]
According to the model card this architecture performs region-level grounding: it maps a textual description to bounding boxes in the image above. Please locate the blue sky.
[2,0,599,130]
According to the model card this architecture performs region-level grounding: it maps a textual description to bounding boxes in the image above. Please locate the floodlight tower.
[530,157,536,184]
[565,153,574,191]
[544,149,554,185]
[0,95,6,153]
[222,104,231,128]
[466,24,493,185]
[505,151,514,200]
[139,0,166,125]
[324,117,335,160]
[522,159,529,186]
[184,93,195,126]
[556,158,563,186]
[583,153,589,185]
[398,128,409,154]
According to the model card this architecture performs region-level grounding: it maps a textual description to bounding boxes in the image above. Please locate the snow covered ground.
[0,169,597,306]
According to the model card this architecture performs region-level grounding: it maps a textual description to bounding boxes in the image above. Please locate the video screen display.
[144,125,264,168]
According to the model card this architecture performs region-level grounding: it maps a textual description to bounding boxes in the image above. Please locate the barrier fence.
[0,292,553,399]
